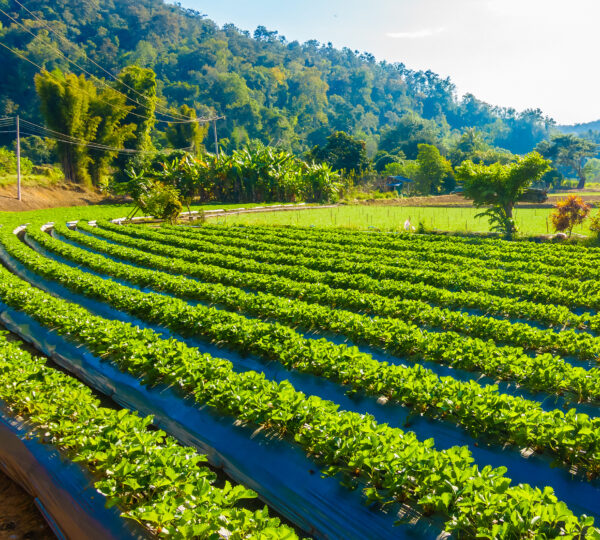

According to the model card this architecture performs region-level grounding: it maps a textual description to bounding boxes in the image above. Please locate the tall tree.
[165,104,208,155]
[456,152,550,237]
[414,143,455,195]
[309,131,369,174]
[87,87,136,185]
[35,70,99,185]
[535,134,597,189]
[115,66,157,153]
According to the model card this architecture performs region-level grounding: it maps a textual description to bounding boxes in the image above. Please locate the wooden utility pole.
[16,115,21,201]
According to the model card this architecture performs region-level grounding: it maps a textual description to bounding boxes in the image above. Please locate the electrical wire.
[6,0,222,124]
[0,5,193,123]
[10,0,192,121]
[16,118,195,154]
[0,38,222,126]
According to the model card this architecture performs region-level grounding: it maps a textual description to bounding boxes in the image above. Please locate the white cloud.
[386,27,445,39]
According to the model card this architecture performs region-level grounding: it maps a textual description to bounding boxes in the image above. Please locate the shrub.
[0,147,33,175]
[551,195,591,237]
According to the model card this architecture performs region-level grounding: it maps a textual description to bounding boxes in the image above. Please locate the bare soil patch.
[0,184,108,212]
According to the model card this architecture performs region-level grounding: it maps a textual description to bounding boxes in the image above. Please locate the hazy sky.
[178,0,600,125]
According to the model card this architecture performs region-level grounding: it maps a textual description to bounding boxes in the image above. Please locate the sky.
[177,0,600,125]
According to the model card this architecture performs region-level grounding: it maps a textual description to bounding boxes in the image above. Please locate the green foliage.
[18,135,56,165]
[0,147,33,175]
[413,143,455,195]
[0,0,553,156]
[457,152,551,237]
[372,150,405,173]
[583,158,600,184]
[165,105,208,155]
[309,131,370,174]
[448,128,516,167]
[379,114,444,159]
[536,133,598,189]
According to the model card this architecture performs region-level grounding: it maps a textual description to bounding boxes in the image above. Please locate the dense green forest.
[0,0,556,157]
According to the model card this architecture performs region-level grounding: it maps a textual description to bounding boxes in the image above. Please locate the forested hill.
[558,120,600,135]
[0,0,554,155]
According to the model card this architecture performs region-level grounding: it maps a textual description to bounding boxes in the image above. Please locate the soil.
[0,468,55,540]
[0,184,109,212]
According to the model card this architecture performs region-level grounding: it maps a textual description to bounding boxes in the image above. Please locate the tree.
[414,143,455,195]
[309,131,370,174]
[583,158,600,184]
[113,66,158,181]
[379,113,443,160]
[551,195,591,237]
[87,86,136,186]
[373,150,405,173]
[456,152,550,238]
[535,134,597,189]
[115,66,157,153]
[165,105,208,155]
[35,70,99,185]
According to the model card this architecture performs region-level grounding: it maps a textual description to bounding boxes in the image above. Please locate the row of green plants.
[90,222,600,355]
[186,223,599,297]
[269,221,600,256]
[154,223,600,314]
[0,247,595,538]
[117,144,344,222]
[59,223,600,391]
[79,222,590,336]
[0,333,293,538]
[19,225,600,476]
[101,221,599,312]
[200,222,600,283]
[244,223,600,273]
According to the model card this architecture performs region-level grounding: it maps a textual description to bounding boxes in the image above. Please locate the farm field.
[1,209,600,538]
[214,204,596,236]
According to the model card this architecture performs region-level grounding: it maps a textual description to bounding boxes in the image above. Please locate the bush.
[141,182,183,223]
[0,147,33,175]
[551,195,591,237]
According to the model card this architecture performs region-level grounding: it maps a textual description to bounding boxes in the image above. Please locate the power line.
[0,39,222,126]
[15,118,195,154]
[0,5,189,123]
[0,40,157,123]
[7,0,219,124]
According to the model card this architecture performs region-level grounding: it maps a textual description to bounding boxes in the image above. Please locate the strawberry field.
[1,213,600,538]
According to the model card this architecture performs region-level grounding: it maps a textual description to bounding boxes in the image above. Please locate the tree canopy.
[308,131,370,174]
[456,152,550,237]
[0,0,555,156]
[535,134,597,189]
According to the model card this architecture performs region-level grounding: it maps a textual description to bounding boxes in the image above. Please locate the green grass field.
[214,205,597,236]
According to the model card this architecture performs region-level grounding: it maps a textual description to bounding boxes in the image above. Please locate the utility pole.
[213,118,219,159]
[16,115,21,201]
